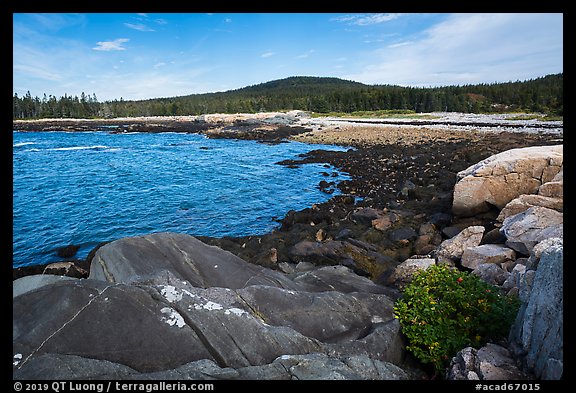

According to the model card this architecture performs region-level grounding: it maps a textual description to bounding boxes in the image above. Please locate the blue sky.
[13,13,563,102]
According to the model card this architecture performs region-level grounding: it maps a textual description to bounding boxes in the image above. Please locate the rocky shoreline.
[12,112,563,279]
[13,113,563,380]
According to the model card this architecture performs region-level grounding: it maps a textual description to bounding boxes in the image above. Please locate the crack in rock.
[17,284,116,369]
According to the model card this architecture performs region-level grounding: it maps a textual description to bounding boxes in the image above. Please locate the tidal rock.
[371,215,396,231]
[500,207,563,255]
[13,353,139,380]
[351,207,385,226]
[388,227,418,242]
[237,284,396,343]
[447,344,531,380]
[386,257,435,288]
[435,226,485,265]
[13,279,217,373]
[412,234,439,256]
[461,244,516,270]
[56,244,80,258]
[288,239,395,279]
[43,261,87,278]
[470,263,510,286]
[452,145,563,216]
[441,226,461,239]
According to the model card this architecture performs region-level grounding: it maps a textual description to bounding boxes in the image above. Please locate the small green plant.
[393,264,520,374]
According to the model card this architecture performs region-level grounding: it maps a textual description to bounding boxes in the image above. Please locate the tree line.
[13,73,563,120]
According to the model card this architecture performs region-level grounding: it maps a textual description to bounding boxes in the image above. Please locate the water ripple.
[13,131,349,267]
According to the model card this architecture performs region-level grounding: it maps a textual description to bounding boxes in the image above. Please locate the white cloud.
[154,62,167,68]
[13,64,62,81]
[333,13,402,26]
[92,38,130,51]
[387,41,412,48]
[296,49,315,59]
[124,23,155,32]
[261,51,274,58]
[344,13,563,87]
[91,68,215,100]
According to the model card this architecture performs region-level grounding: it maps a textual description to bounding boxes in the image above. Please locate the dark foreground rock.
[13,232,419,380]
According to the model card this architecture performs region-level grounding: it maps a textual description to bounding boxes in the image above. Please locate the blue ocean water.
[13,131,350,268]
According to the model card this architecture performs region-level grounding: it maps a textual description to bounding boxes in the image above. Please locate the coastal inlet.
[13,130,350,268]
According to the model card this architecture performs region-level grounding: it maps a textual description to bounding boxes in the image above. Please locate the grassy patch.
[506,113,563,121]
[311,110,441,120]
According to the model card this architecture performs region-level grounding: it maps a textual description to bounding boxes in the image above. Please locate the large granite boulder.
[496,194,563,222]
[508,239,563,380]
[14,233,408,380]
[452,145,563,217]
[499,206,563,256]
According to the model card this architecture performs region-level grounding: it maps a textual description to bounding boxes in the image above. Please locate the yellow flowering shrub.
[393,264,520,374]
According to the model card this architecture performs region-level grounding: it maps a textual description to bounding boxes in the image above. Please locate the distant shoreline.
[13,111,563,137]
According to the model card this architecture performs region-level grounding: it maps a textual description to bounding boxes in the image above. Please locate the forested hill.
[13,74,563,119]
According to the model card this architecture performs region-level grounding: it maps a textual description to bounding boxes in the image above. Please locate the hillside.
[13,74,563,119]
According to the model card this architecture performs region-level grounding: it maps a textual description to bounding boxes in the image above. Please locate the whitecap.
[50,145,109,151]
[13,142,36,147]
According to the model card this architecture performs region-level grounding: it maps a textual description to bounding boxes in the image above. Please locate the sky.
[13,13,563,102]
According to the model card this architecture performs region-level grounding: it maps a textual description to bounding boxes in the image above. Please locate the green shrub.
[393,264,520,374]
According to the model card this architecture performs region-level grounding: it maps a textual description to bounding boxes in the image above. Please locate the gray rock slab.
[13,353,138,380]
[13,279,215,373]
[89,232,298,289]
[13,274,78,299]
[237,284,396,343]
[293,265,397,296]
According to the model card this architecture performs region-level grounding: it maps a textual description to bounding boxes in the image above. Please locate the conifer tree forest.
[13,73,562,120]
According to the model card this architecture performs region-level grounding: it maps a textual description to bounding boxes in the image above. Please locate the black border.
[7,3,570,389]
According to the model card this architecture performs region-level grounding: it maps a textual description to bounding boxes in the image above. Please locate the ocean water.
[13,130,350,268]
